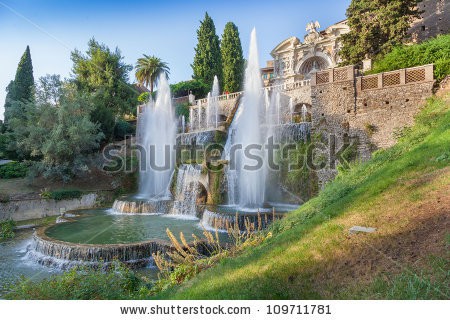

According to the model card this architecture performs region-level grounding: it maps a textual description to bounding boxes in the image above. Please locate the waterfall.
[181,115,185,133]
[138,74,176,200]
[171,164,202,217]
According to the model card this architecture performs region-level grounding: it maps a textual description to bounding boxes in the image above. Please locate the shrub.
[0,161,29,179]
[6,262,144,299]
[137,92,150,104]
[0,219,16,239]
[114,119,134,141]
[170,79,209,99]
[369,34,450,82]
[46,189,83,200]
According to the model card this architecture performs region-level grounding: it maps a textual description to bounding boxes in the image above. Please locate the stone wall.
[311,64,435,186]
[0,193,98,221]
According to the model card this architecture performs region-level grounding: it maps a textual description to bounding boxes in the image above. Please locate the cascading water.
[138,74,176,200]
[171,164,202,217]
[226,28,266,209]
[197,101,202,131]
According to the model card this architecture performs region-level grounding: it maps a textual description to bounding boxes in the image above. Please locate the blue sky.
[0,0,350,120]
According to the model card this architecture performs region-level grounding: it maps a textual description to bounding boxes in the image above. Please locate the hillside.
[157,93,450,299]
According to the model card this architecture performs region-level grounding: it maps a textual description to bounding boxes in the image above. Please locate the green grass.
[368,34,450,81]
[155,94,450,299]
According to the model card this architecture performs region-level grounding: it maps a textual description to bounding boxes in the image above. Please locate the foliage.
[170,79,209,99]
[0,161,29,179]
[0,219,16,239]
[6,262,144,300]
[114,119,135,141]
[36,74,63,106]
[135,55,170,93]
[137,92,150,104]
[340,0,420,65]
[151,220,272,295]
[221,22,244,93]
[368,34,450,82]
[3,81,16,127]
[175,102,190,120]
[71,38,138,116]
[7,87,104,181]
[4,46,34,126]
[278,141,318,201]
[89,98,115,142]
[44,189,83,200]
[0,131,17,159]
[192,12,222,89]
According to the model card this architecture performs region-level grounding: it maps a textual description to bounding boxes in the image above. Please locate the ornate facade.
[270,20,350,85]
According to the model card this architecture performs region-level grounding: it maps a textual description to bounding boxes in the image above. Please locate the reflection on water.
[45,209,207,244]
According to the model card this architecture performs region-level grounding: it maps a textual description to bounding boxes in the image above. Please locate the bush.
[170,79,209,99]
[114,119,134,141]
[137,92,150,104]
[0,219,16,239]
[0,161,29,179]
[6,262,144,299]
[45,189,83,200]
[369,34,450,82]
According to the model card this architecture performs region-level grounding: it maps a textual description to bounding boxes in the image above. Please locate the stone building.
[409,0,450,43]
[269,20,350,85]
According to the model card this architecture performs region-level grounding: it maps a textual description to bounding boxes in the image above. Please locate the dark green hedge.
[49,189,83,200]
[0,161,28,179]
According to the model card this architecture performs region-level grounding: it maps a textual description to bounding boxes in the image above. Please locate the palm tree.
[135,55,170,94]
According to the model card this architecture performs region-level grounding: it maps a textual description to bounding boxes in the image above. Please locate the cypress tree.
[13,45,34,102]
[192,12,222,89]
[340,0,420,65]
[221,22,244,93]
[3,46,34,125]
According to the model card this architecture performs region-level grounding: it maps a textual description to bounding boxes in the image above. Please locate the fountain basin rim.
[38,225,173,247]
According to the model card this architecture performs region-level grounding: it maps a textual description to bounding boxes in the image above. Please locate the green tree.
[135,55,170,94]
[9,86,104,181]
[221,22,244,93]
[192,12,222,89]
[71,38,138,115]
[36,74,63,106]
[340,0,420,65]
[13,45,34,102]
[3,46,34,125]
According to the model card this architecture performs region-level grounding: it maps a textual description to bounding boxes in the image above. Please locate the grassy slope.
[157,94,450,299]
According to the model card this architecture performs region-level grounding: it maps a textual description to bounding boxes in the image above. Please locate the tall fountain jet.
[232,28,266,208]
[138,74,176,199]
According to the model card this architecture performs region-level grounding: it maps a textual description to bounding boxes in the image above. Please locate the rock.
[349,226,377,234]
[56,217,69,224]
